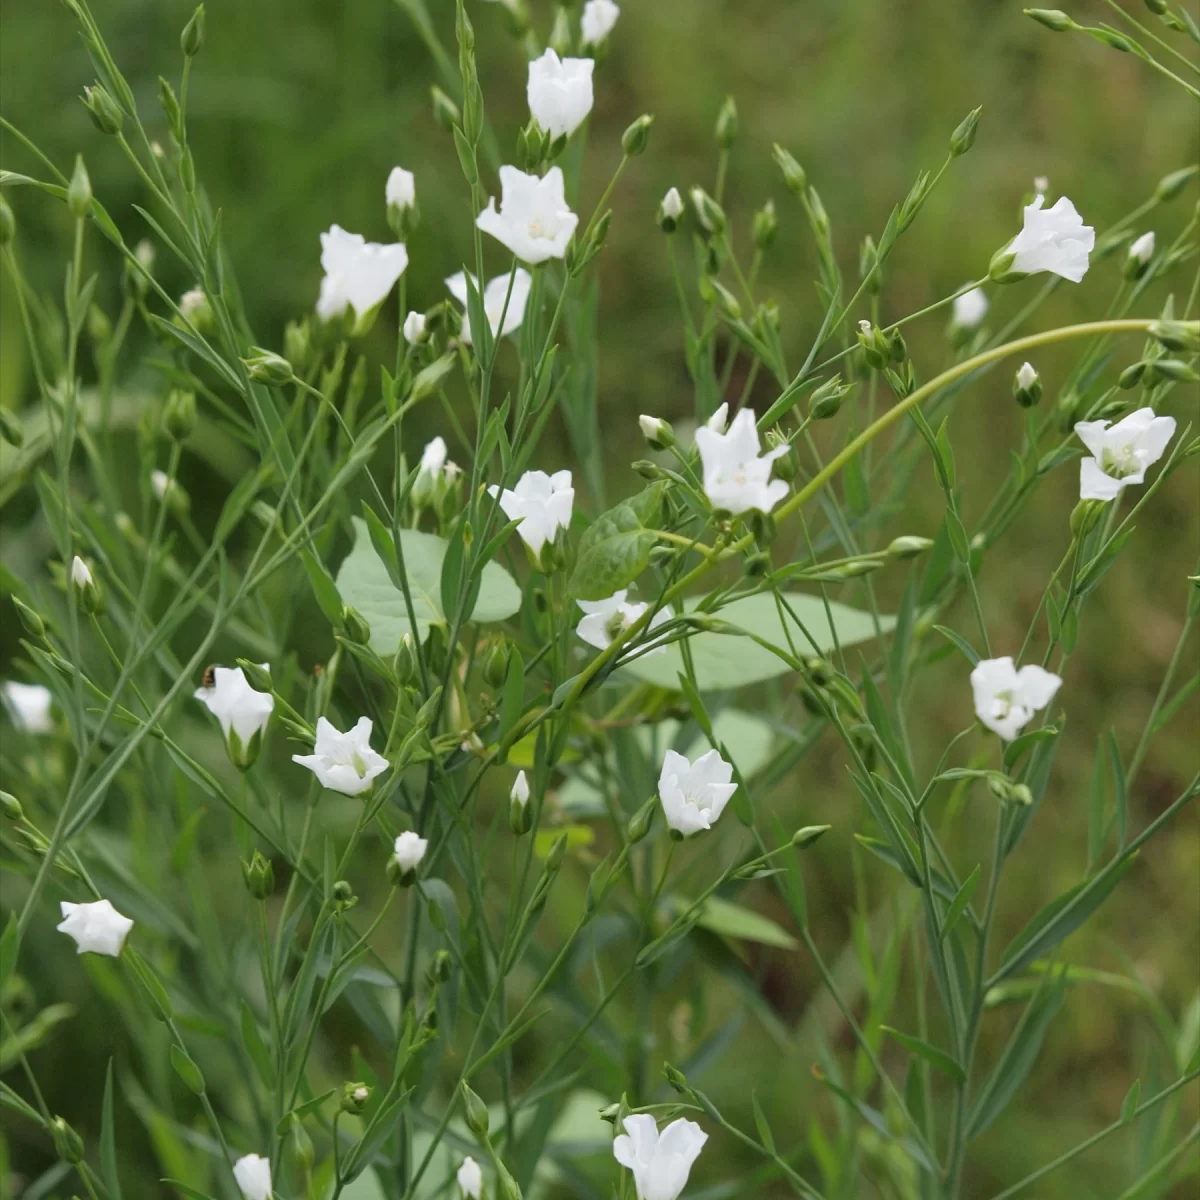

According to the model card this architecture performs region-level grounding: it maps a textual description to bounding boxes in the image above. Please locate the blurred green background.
[2,0,1198,1196]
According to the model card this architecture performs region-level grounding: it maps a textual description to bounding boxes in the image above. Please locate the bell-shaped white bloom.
[476,166,578,265]
[420,436,448,477]
[57,899,134,957]
[446,269,533,345]
[403,311,427,344]
[1074,407,1176,502]
[705,402,729,434]
[316,225,409,327]
[612,1114,707,1200]
[527,49,594,140]
[1004,195,1094,283]
[657,748,737,837]
[952,286,988,329]
[1128,231,1155,266]
[292,716,389,796]
[694,407,789,514]
[457,1155,483,1200]
[1016,362,1038,391]
[70,555,93,589]
[2,681,54,733]
[393,831,428,872]
[386,167,416,211]
[661,187,684,221]
[581,0,620,45]
[511,770,530,809]
[232,1153,272,1200]
[576,590,671,654]
[488,469,574,559]
[970,656,1062,741]
[194,666,274,765]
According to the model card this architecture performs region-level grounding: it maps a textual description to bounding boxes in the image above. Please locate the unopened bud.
[1156,165,1197,203]
[67,156,92,219]
[1118,361,1146,389]
[663,1062,690,1094]
[1026,9,1075,32]
[12,597,45,639]
[792,824,831,849]
[243,348,294,387]
[1070,498,1106,537]
[341,1082,371,1114]
[163,389,197,440]
[509,769,532,835]
[638,414,675,450]
[1124,231,1155,280]
[1013,361,1042,408]
[621,114,654,158]
[181,4,206,57]
[949,105,982,157]
[234,658,274,694]
[714,95,738,149]
[462,1083,490,1136]
[51,1117,84,1165]
[241,849,274,899]
[887,535,934,559]
[689,187,726,235]
[341,606,371,645]
[809,375,849,420]
[752,199,778,251]
[82,83,123,136]
[627,797,655,844]
[772,144,807,195]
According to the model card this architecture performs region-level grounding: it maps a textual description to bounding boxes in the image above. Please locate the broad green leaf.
[678,894,798,950]
[881,1026,966,1082]
[622,592,893,691]
[336,517,520,654]
[568,500,656,601]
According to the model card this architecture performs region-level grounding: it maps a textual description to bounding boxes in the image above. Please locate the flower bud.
[243,348,294,387]
[462,1083,490,1137]
[178,286,213,334]
[627,797,656,843]
[1013,361,1042,408]
[483,638,509,688]
[658,186,684,234]
[638,414,675,451]
[859,235,881,293]
[1070,498,1106,536]
[82,83,123,135]
[887,328,908,363]
[241,849,275,899]
[856,321,889,370]
[181,4,206,57]
[151,470,190,516]
[887,535,934,559]
[1026,9,1074,31]
[67,156,92,219]
[792,824,830,849]
[0,790,24,821]
[13,596,45,640]
[51,1116,85,1164]
[1156,165,1197,203]
[1148,320,1200,353]
[235,657,273,696]
[341,1082,371,1114]
[332,880,357,910]
[949,105,982,157]
[689,186,726,235]
[341,606,372,645]
[0,195,14,246]
[163,389,197,440]
[70,555,101,614]
[809,375,849,420]
[764,431,798,482]
[1118,361,1146,389]
[621,114,654,158]
[1124,231,1155,280]
[393,634,417,687]
[714,95,738,150]
[772,144,806,195]
[663,1062,690,1094]
[509,769,532,835]
[633,459,663,480]
[836,559,883,579]
[752,199,778,251]
[1010,783,1034,806]
[427,948,452,986]
[1147,358,1200,383]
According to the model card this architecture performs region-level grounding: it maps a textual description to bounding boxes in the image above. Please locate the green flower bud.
[1010,783,1034,806]
[663,1062,690,1094]
[1026,9,1075,32]
[714,95,738,149]
[621,114,654,158]
[856,321,889,370]
[1148,358,1200,383]
[1070,498,1106,536]
[1156,164,1197,203]
[181,4,206,57]
[13,596,45,639]
[0,790,24,821]
[637,414,675,451]
[158,77,183,141]
[627,797,656,843]
[1118,361,1146,389]
[393,634,417,687]
[462,1082,490,1137]
[51,1116,85,1164]
[1013,361,1042,408]
[341,1081,371,1114]
[483,638,509,688]
[752,199,778,251]
[341,606,372,645]
[82,83,123,136]
[772,144,807,195]
[428,948,452,984]
[283,319,311,372]
[332,879,357,910]
[689,186,726,235]
[241,849,274,899]
[887,535,934,559]
[1148,320,1200,353]
[792,824,831,849]
[949,105,982,157]
[163,389,197,441]
[764,431,798,482]
[67,156,92,219]
[809,375,850,420]
[243,348,294,387]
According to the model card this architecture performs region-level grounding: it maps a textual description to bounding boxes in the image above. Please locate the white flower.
[476,166,578,265]
[194,665,274,767]
[457,1156,483,1200]
[232,1153,272,1200]
[511,770,530,809]
[694,407,789,514]
[1004,195,1095,283]
[1016,362,1038,391]
[386,167,416,211]
[970,656,1062,741]
[57,899,134,957]
[392,830,428,872]
[2,681,53,733]
[612,1114,707,1200]
[403,311,427,344]
[952,286,988,329]
[179,286,209,321]
[576,590,671,654]
[661,187,684,221]
[316,224,409,326]
[1033,175,1049,196]
[1074,407,1176,502]
[488,469,574,558]
[420,436,448,476]
[581,0,620,45]
[70,555,93,589]
[705,402,729,434]
[1128,231,1155,266]
[151,469,169,500]
[446,269,533,345]
[657,748,737,837]
[292,716,389,796]
[527,49,594,140]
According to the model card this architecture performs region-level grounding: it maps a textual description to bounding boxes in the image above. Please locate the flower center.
[1100,445,1138,478]
[350,749,369,778]
[527,216,551,241]
[991,691,1014,720]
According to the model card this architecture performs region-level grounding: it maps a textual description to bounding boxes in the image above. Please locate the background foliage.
[1,0,1197,1197]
